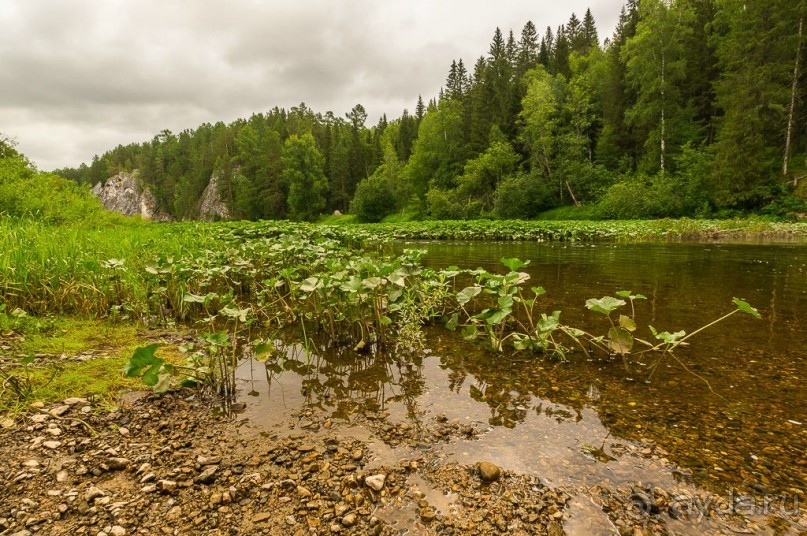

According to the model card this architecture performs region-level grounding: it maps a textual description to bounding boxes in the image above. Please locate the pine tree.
[582,8,599,52]
[517,21,540,78]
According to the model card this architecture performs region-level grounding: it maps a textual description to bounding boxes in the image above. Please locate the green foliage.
[350,172,397,223]
[494,172,555,219]
[283,133,328,222]
[0,149,112,225]
[425,189,464,220]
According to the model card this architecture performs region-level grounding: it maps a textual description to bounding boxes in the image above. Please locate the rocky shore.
[0,392,798,535]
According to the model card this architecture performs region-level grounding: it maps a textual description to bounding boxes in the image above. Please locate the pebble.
[85,487,105,502]
[42,440,62,450]
[49,405,70,417]
[1,418,14,429]
[341,513,356,527]
[117,427,129,437]
[158,480,177,493]
[253,513,272,523]
[194,466,218,484]
[364,474,386,491]
[63,397,88,406]
[107,458,130,471]
[477,461,501,483]
[109,526,125,536]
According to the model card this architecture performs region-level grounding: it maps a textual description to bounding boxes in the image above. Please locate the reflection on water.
[238,241,805,506]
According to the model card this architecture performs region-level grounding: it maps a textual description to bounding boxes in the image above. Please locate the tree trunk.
[660,48,666,174]
[784,16,803,182]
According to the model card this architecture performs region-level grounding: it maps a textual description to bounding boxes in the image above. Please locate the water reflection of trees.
[244,336,428,425]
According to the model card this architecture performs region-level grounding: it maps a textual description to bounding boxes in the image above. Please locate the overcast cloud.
[0,0,624,170]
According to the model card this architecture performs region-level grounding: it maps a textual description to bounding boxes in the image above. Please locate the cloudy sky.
[1,0,624,170]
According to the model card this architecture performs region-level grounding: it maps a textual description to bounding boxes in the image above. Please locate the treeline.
[59,0,807,221]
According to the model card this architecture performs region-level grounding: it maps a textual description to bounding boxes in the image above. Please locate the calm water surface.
[238,241,806,526]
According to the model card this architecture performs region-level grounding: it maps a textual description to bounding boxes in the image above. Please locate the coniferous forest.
[58,0,807,222]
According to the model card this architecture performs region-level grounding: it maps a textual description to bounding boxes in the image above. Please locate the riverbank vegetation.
[52,1,806,223]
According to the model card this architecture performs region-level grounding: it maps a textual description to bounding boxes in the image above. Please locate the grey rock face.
[198,172,230,221]
[92,172,171,221]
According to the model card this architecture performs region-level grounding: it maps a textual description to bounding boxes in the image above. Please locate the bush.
[0,150,111,225]
[350,174,397,223]
[425,189,463,220]
[493,172,554,219]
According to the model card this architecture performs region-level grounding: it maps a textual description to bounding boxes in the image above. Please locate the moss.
[18,317,140,356]
[1,316,192,411]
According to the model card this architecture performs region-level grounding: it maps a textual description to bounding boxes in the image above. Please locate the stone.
[194,466,218,484]
[1,418,14,429]
[107,458,129,471]
[117,427,129,437]
[42,441,62,450]
[364,474,386,491]
[85,487,105,502]
[285,515,297,526]
[49,405,70,417]
[420,508,436,522]
[197,455,221,466]
[158,480,177,493]
[341,513,356,527]
[109,526,126,536]
[253,512,272,523]
[477,461,501,483]
[63,397,88,406]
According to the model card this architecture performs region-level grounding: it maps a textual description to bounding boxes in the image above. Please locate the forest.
[57,0,807,222]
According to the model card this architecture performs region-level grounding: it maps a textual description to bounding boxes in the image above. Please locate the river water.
[236,240,806,533]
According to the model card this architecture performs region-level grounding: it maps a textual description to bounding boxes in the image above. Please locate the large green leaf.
[500,257,529,272]
[732,297,761,319]
[123,344,164,386]
[457,286,482,305]
[607,327,634,355]
[619,314,636,332]
[585,296,626,316]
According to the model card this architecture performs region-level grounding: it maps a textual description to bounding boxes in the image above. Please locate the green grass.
[17,317,140,355]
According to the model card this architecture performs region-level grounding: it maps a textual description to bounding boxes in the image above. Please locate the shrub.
[493,172,554,219]
[350,174,397,223]
[425,189,463,220]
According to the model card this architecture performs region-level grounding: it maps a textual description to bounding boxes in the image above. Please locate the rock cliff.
[198,172,231,221]
[91,172,171,221]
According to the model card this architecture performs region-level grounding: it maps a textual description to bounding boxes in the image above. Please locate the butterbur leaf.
[183,293,206,304]
[532,286,546,297]
[462,325,478,341]
[498,295,514,310]
[487,308,511,325]
[445,312,459,331]
[732,298,761,319]
[616,290,632,298]
[254,341,274,356]
[457,286,482,305]
[154,372,174,394]
[651,328,686,344]
[204,332,230,346]
[299,277,321,292]
[379,315,392,326]
[500,257,529,272]
[124,344,162,378]
[619,315,636,332]
[607,327,634,355]
[585,296,626,316]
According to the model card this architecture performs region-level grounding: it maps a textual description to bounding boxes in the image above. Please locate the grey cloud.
[0,0,624,170]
